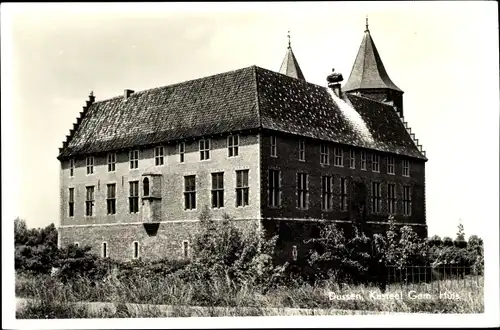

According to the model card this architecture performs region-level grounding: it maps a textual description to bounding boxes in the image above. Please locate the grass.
[15,272,484,318]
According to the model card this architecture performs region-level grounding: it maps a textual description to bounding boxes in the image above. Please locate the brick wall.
[59,132,261,227]
[59,219,259,261]
[259,130,427,237]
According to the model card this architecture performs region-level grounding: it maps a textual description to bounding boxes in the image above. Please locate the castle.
[57,21,427,262]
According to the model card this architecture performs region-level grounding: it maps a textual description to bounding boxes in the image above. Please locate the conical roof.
[343,26,402,92]
[279,44,305,81]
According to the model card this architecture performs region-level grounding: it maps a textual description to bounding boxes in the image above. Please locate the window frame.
[371,182,381,213]
[133,241,140,259]
[403,185,412,216]
[107,183,116,215]
[236,169,249,207]
[292,245,298,261]
[101,242,108,258]
[69,159,75,177]
[129,181,139,214]
[334,147,343,167]
[402,159,410,177]
[227,135,239,157]
[270,135,277,157]
[298,140,306,162]
[199,138,211,161]
[321,175,333,211]
[387,183,396,214]
[340,177,348,211]
[129,150,139,169]
[182,240,190,258]
[268,169,281,207]
[297,172,309,210]
[107,153,116,172]
[179,142,186,163]
[320,144,330,165]
[360,151,367,171]
[387,156,395,175]
[372,154,380,173]
[154,146,165,166]
[86,157,94,175]
[85,185,95,217]
[211,172,224,209]
[184,175,196,210]
[349,150,356,169]
[68,187,74,217]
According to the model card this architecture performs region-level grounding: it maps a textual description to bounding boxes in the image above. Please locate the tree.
[456,222,465,242]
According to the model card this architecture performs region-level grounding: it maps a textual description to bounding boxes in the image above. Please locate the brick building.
[57,23,427,262]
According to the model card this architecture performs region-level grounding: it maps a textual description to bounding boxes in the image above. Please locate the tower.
[279,31,306,81]
[343,18,404,117]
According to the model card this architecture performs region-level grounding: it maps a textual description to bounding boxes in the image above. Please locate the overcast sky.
[2,2,499,240]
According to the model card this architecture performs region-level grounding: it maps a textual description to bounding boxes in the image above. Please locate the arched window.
[143,177,149,196]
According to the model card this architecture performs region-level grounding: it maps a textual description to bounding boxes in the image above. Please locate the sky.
[2,2,499,240]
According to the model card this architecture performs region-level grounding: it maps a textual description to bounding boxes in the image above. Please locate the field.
[15,272,484,318]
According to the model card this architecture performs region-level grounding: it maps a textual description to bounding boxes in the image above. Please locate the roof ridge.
[90,66,256,104]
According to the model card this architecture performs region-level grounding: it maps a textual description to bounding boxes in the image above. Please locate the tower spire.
[279,31,305,81]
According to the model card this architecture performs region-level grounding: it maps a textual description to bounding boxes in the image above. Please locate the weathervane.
[287,30,291,48]
[365,15,369,31]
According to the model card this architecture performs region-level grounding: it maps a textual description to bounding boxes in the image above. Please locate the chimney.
[88,90,95,104]
[124,89,134,100]
[326,68,343,97]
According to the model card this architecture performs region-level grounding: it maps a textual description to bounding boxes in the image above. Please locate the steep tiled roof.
[279,46,305,81]
[58,66,426,161]
[343,28,403,93]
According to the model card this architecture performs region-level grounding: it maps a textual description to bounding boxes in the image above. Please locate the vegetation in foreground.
[14,210,484,318]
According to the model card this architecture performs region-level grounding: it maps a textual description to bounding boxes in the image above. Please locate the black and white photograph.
[2,2,499,328]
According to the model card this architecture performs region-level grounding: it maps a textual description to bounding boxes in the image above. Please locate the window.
[236,170,249,207]
[107,184,116,215]
[340,178,348,211]
[102,242,108,258]
[182,240,190,258]
[298,140,305,161]
[334,147,343,167]
[129,181,139,213]
[184,175,196,210]
[321,175,333,211]
[402,159,410,177]
[69,159,75,177]
[320,144,329,165]
[85,186,94,216]
[360,151,367,170]
[228,135,239,157]
[179,142,185,163]
[388,183,396,214]
[143,177,150,196]
[68,188,74,217]
[292,245,298,261]
[297,173,309,209]
[211,172,224,208]
[387,156,395,175]
[403,185,412,216]
[133,241,139,259]
[86,157,94,175]
[107,153,116,172]
[349,150,355,169]
[270,136,277,157]
[129,150,139,169]
[268,169,281,207]
[372,154,380,173]
[155,146,164,166]
[371,182,381,213]
[199,139,210,160]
